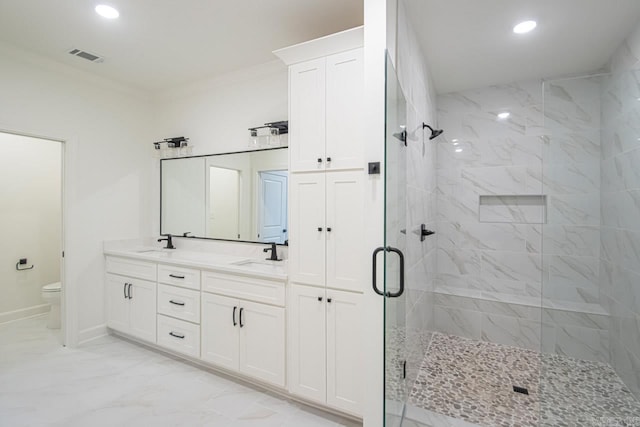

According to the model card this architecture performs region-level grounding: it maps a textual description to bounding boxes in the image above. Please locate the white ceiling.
[3,1,639,96]
[0,0,363,92]
[405,0,640,94]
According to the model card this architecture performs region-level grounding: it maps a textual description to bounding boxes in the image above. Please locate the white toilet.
[41,282,61,329]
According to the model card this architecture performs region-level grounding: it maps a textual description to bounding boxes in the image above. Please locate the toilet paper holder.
[16,258,34,271]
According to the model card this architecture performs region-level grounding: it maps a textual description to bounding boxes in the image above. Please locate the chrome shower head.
[422,123,444,140]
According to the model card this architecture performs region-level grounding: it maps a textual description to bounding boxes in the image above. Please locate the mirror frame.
[160,146,289,245]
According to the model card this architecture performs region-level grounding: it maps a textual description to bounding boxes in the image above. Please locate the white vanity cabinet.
[289,170,364,292]
[201,272,286,388]
[289,48,364,172]
[288,284,362,415]
[105,257,157,343]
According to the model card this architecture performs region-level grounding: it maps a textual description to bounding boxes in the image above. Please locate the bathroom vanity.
[103,245,361,417]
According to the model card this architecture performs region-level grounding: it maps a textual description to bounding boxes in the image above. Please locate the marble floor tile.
[0,316,361,427]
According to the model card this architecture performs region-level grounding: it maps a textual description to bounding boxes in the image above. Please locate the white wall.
[0,133,61,323]
[0,42,154,344]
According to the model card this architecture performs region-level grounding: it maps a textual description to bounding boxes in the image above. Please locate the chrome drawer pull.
[169,331,185,339]
[169,274,185,279]
[169,300,185,306]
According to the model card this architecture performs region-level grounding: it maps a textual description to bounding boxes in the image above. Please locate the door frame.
[0,127,70,347]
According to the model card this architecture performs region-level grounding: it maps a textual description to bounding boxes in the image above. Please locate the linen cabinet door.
[326,290,363,415]
[238,301,285,387]
[128,278,157,343]
[288,284,327,404]
[106,274,129,334]
[325,48,364,170]
[289,173,326,286]
[289,58,326,172]
[325,171,365,292]
[201,293,239,372]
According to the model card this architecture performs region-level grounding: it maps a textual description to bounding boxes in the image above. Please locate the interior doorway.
[0,131,65,345]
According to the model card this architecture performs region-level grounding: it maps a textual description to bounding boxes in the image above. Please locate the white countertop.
[104,246,288,281]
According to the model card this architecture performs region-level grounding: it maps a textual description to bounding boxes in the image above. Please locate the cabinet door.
[325,48,364,170]
[289,173,326,286]
[289,58,326,172]
[128,278,157,343]
[326,290,362,415]
[201,293,239,372]
[326,171,365,292]
[238,301,285,387]
[105,274,129,334]
[288,284,327,404]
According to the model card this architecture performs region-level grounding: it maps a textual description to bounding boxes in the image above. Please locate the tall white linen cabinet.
[274,26,365,417]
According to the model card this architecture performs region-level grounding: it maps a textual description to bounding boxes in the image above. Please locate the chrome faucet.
[158,234,175,249]
[263,243,281,261]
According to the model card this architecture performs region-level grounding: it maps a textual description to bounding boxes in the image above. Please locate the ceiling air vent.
[68,48,104,63]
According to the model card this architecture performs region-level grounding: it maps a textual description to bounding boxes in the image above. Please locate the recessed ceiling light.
[513,20,537,34]
[453,142,460,146]
[497,112,511,119]
[455,148,463,153]
[451,138,459,142]
[95,4,119,19]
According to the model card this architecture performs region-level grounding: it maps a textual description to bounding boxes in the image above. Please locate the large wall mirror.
[161,147,288,244]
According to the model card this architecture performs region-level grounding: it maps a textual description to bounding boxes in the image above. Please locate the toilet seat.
[42,282,61,292]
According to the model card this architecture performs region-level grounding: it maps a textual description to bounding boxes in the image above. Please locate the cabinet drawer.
[201,271,285,307]
[158,264,200,290]
[157,284,201,324]
[106,257,157,281]
[157,315,200,358]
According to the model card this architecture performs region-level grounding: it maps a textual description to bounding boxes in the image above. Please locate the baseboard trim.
[0,304,50,325]
[78,324,108,344]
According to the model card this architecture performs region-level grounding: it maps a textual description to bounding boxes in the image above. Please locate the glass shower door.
[380,52,408,427]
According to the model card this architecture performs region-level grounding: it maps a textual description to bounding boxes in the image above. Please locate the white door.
[289,58,326,172]
[289,173,326,286]
[325,171,364,292]
[128,278,157,343]
[288,284,327,404]
[325,48,364,171]
[105,274,129,334]
[326,290,362,415]
[238,301,285,387]
[258,171,288,243]
[201,293,239,371]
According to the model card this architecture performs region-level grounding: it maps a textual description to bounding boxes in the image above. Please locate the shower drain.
[513,385,529,395]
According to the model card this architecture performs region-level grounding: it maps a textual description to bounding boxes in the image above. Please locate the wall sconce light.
[248,121,288,148]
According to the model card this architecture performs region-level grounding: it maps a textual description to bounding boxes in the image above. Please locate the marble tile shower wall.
[394,0,438,391]
[600,56,640,395]
[435,82,545,352]
[434,79,610,363]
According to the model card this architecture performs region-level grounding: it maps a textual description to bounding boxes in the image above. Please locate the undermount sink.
[133,248,168,254]
[231,259,284,268]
